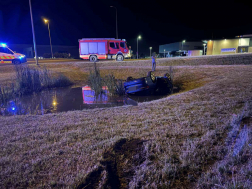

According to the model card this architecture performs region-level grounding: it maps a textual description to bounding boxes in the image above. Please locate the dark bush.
[54,52,69,58]
[88,64,103,95]
[43,53,51,58]
[0,65,73,104]
[103,74,125,96]
[50,74,73,88]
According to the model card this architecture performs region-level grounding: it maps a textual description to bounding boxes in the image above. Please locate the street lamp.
[182,40,186,50]
[29,0,38,65]
[149,47,152,57]
[110,6,118,39]
[164,49,165,58]
[203,43,206,55]
[44,19,53,58]
[137,35,141,59]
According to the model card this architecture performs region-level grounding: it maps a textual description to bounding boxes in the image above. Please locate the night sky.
[1,0,252,55]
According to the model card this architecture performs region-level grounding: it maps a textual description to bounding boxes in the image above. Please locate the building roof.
[202,34,252,42]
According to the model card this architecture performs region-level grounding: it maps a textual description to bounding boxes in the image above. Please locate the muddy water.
[0,86,174,116]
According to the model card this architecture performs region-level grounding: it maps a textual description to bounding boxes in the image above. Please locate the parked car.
[124,71,173,95]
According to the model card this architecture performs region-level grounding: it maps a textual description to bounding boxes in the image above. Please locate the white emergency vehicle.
[0,43,27,64]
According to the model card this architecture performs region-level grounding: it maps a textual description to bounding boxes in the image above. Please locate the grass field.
[0,54,252,188]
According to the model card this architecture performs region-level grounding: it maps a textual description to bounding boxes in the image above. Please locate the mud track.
[76,138,147,189]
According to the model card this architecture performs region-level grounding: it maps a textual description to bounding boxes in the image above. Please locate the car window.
[120,42,125,48]
[0,47,13,54]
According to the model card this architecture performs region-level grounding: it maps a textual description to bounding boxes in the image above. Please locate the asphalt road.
[0,58,148,67]
[26,58,144,64]
[2,53,250,67]
[27,58,86,64]
[0,58,113,67]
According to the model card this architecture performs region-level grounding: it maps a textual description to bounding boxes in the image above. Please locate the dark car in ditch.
[124,71,173,95]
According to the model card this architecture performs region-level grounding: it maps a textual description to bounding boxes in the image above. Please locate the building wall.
[179,42,204,51]
[159,43,180,53]
[159,42,204,53]
[250,39,252,47]
[188,50,203,56]
[238,38,249,46]
[249,47,252,52]
[207,41,213,55]
[212,39,239,55]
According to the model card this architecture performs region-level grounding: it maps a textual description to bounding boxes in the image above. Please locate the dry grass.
[0,54,252,188]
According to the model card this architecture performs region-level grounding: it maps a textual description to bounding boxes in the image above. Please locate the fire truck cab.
[79,38,131,61]
[0,43,27,64]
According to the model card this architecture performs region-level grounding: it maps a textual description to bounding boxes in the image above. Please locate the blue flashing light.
[1,43,7,47]
[12,107,15,111]
[19,56,22,59]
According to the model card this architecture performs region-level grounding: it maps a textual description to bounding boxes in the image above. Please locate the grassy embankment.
[0,54,252,188]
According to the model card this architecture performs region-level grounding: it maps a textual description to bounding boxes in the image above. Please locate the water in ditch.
[0,86,176,116]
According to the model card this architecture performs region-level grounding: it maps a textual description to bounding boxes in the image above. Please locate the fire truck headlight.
[19,55,25,59]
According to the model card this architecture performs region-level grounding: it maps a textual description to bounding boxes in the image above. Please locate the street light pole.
[164,49,165,58]
[44,19,53,58]
[149,47,152,57]
[29,0,38,65]
[137,38,138,59]
[110,6,118,39]
[182,40,186,56]
[137,35,141,59]
[203,44,206,55]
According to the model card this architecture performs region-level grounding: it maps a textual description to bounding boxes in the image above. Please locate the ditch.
[0,85,179,116]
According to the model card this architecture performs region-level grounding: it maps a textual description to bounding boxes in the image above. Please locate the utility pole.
[137,35,141,59]
[44,19,53,58]
[110,6,118,39]
[29,0,38,65]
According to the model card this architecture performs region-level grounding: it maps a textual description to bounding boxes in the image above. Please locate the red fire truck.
[78,38,131,61]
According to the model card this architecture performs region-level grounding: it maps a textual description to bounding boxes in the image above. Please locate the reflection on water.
[0,86,137,116]
[0,85,174,116]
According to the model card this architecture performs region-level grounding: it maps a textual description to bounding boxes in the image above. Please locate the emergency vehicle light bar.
[0,43,7,47]
[79,38,125,41]
[81,38,116,40]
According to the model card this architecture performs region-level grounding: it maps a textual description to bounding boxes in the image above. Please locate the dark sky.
[1,0,252,55]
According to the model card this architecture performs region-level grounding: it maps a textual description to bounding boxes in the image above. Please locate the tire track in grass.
[75,138,147,189]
